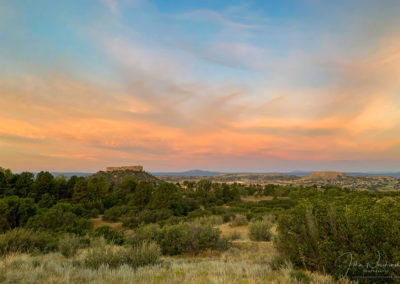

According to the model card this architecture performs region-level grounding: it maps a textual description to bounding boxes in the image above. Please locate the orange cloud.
[1,34,400,172]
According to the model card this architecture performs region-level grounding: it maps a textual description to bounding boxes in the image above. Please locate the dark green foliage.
[139,208,173,223]
[13,172,34,197]
[0,171,6,195]
[72,178,88,203]
[157,223,228,255]
[150,182,185,215]
[32,171,55,201]
[26,203,93,234]
[90,170,159,185]
[275,192,400,280]
[55,176,70,200]
[116,176,137,195]
[128,181,153,207]
[0,196,37,232]
[38,193,55,208]
[127,222,229,255]
[94,225,125,245]
[73,176,109,210]
[103,205,130,222]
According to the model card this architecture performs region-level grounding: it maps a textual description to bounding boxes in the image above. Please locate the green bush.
[248,220,272,241]
[0,228,57,255]
[127,224,160,247]
[157,223,228,255]
[84,246,129,269]
[58,234,80,258]
[129,241,161,268]
[103,206,129,222]
[275,196,400,280]
[84,241,160,269]
[26,203,93,235]
[215,237,230,251]
[94,226,126,245]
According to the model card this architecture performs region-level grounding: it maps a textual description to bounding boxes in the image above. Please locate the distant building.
[105,165,143,172]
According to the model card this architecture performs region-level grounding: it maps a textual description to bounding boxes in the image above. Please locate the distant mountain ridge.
[152,169,222,176]
[36,170,400,179]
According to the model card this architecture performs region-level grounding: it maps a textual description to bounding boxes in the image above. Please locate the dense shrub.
[230,214,248,227]
[248,220,272,241]
[26,203,93,234]
[0,196,37,232]
[84,246,130,269]
[127,224,160,247]
[84,241,160,269]
[157,223,228,255]
[129,241,161,268]
[0,228,58,255]
[58,234,81,258]
[275,196,400,280]
[94,226,126,245]
[103,205,130,222]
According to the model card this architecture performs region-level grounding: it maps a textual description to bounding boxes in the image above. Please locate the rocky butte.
[105,165,143,172]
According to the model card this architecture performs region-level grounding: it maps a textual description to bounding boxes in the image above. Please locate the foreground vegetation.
[1,167,400,282]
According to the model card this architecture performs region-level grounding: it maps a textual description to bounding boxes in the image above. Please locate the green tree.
[150,183,184,215]
[32,171,55,201]
[55,175,69,200]
[14,172,34,197]
[72,177,88,203]
[129,182,153,208]
[117,176,137,195]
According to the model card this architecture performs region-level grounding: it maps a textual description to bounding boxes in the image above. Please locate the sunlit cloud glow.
[1,0,400,172]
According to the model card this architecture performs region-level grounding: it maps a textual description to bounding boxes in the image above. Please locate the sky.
[1,0,400,172]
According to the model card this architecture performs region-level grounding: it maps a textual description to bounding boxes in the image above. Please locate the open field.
[0,223,340,284]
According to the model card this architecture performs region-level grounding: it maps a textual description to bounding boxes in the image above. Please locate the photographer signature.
[335,251,400,279]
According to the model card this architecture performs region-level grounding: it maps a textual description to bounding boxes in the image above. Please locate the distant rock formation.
[105,165,143,172]
[304,171,346,180]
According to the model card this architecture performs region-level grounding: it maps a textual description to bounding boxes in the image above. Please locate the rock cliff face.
[105,166,143,172]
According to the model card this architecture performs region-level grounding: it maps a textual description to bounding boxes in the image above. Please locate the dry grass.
[0,223,348,283]
[0,250,339,284]
[241,196,289,202]
[241,196,274,202]
[91,216,123,231]
[218,223,249,240]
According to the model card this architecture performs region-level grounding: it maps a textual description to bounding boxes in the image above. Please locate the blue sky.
[1,0,400,172]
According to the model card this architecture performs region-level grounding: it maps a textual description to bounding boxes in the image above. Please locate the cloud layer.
[1,0,400,172]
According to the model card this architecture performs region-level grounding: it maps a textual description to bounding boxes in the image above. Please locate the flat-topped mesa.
[105,165,143,172]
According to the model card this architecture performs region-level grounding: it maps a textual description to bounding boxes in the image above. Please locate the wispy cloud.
[1,0,400,171]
